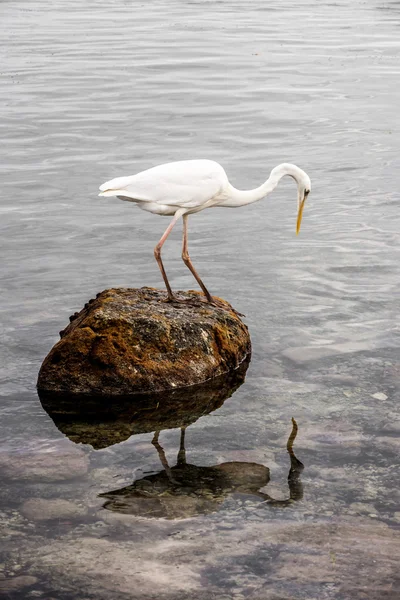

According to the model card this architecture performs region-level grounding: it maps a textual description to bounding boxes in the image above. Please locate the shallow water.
[1,0,400,598]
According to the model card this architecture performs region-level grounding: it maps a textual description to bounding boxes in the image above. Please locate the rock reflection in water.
[39,358,304,520]
[38,358,249,449]
[100,420,304,519]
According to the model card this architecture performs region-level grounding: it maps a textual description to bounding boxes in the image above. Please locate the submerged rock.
[21,499,86,521]
[37,287,250,395]
[39,358,249,449]
[0,576,38,593]
[0,442,88,482]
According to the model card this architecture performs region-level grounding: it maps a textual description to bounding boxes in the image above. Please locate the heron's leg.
[182,214,213,303]
[151,431,177,484]
[181,216,245,315]
[154,212,183,302]
[177,427,187,466]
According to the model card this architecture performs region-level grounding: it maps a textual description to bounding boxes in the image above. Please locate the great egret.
[99,160,311,305]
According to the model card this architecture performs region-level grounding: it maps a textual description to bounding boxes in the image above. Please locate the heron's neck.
[224,163,301,208]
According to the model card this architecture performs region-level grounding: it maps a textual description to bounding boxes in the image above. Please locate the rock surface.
[37,287,251,395]
[39,359,249,449]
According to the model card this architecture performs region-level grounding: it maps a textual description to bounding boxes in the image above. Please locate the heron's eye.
[304,189,310,197]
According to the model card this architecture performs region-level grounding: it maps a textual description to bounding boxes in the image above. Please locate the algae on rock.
[37,287,251,395]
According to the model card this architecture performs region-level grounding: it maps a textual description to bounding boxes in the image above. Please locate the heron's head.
[296,171,311,235]
[269,163,311,234]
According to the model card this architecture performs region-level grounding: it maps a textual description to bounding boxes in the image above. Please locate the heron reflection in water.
[100,418,304,519]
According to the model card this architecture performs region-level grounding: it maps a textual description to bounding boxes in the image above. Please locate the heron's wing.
[99,160,227,208]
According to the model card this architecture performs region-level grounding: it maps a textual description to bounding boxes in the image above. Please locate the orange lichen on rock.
[37,287,251,395]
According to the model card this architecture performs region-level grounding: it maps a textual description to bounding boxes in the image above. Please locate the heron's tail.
[99,175,138,198]
[98,188,130,197]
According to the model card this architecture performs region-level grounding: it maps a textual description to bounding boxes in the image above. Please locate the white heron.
[99,160,311,305]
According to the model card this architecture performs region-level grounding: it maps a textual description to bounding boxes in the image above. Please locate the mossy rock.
[37,287,251,395]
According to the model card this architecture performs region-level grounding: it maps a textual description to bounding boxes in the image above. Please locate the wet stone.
[348,502,377,515]
[0,444,89,482]
[21,499,86,521]
[371,392,388,401]
[382,419,400,433]
[37,287,251,395]
[0,576,38,592]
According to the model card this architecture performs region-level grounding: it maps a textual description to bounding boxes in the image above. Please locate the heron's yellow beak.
[296,197,306,235]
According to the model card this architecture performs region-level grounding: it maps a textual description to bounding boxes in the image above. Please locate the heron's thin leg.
[182,214,213,303]
[151,431,177,483]
[177,427,187,466]
[154,212,183,301]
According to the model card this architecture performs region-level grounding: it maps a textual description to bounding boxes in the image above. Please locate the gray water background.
[0,1,399,598]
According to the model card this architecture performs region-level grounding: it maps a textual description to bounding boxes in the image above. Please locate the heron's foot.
[162,294,205,308]
[161,294,245,317]
[162,295,189,305]
[207,296,245,318]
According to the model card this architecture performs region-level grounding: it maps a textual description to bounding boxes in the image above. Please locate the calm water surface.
[1,1,399,598]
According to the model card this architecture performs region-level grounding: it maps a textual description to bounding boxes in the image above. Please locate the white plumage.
[99,159,311,305]
[99,159,228,215]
